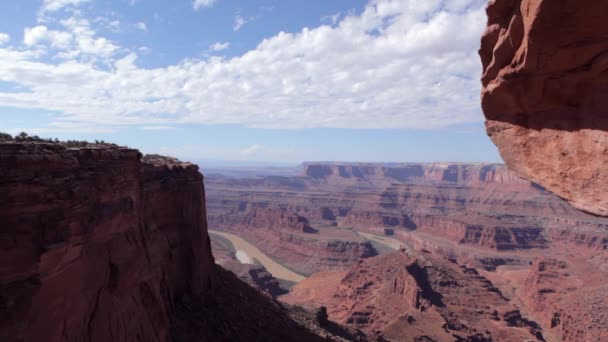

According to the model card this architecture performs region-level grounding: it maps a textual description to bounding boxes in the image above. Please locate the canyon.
[2,0,608,341]
[2,140,605,341]
[205,162,608,341]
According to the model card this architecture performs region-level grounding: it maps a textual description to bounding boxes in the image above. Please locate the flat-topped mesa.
[302,162,531,187]
[0,141,323,342]
[0,141,214,341]
[480,0,608,216]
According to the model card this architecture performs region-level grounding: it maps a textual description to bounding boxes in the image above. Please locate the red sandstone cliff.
[520,258,608,341]
[303,162,529,186]
[284,249,545,341]
[0,142,322,342]
[480,0,608,216]
[0,143,213,341]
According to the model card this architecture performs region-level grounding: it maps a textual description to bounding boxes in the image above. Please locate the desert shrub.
[0,132,13,141]
[315,306,329,327]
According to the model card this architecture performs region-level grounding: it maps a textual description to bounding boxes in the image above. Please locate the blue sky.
[0,0,501,164]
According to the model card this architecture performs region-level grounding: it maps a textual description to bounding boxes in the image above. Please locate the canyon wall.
[522,258,608,341]
[303,162,528,186]
[206,162,608,262]
[209,207,377,275]
[0,142,321,342]
[0,143,213,341]
[480,0,608,216]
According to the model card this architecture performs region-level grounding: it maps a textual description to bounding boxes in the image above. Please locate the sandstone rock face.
[522,258,608,341]
[303,162,527,185]
[0,142,323,342]
[211,207,316,233]
[480,0,608,216]
[0,143,214,342]
[285,250,545,342]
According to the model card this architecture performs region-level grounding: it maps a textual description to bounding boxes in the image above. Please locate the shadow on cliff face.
[481,0,608,132]
[405,263,445,309]
[171,266,323,342]
[480,0,608,217]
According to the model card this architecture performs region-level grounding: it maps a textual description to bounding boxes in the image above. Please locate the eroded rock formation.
[210,207,378,276]
[206,162,608,270]
[522,258,608,341]
[480,0,608,216]
[0,142,322,342]
[283,249,545,341]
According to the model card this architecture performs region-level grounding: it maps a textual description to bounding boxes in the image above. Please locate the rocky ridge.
[284,249,545,341]
[0,141,324,342]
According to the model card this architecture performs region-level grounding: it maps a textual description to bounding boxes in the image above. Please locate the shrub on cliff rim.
[315,306,329,327]
[1,131,120,147]
[0,132,13,141]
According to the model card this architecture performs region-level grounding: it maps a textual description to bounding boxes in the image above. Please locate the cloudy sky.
[0,0,501,164]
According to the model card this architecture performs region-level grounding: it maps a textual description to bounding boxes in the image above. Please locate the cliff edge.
[480,0,608,216]
[0,141,321,342]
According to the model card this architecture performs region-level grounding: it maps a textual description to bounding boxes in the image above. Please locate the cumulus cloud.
[209,41,230,51]
[0,0,487,130]
[41,0,90,13]
[0,33,10,45]
[24,26,73,49]
[135,21,147,31]
[193,0,216,11]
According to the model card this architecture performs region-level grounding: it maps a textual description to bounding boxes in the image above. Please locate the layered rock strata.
[480,0,608,216]
[209,207,378,276]
[0,142,322,342]
[206,163,608,263]
[284,249,545,342]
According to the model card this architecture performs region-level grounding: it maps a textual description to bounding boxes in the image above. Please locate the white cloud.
[322,12,342,25]
[140,125,175,130]
[41,0,90,13]
[60,16,118,57]
[233,14,248,31]
[0,33,10,45]
[106,20,121,32]
[240,144,264,156]
[135,22,147,31]
[23,16,119,59]
[24,26,73,49]
[193,0,216,11]
[209,41,230,52]
[0,0,487,130]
